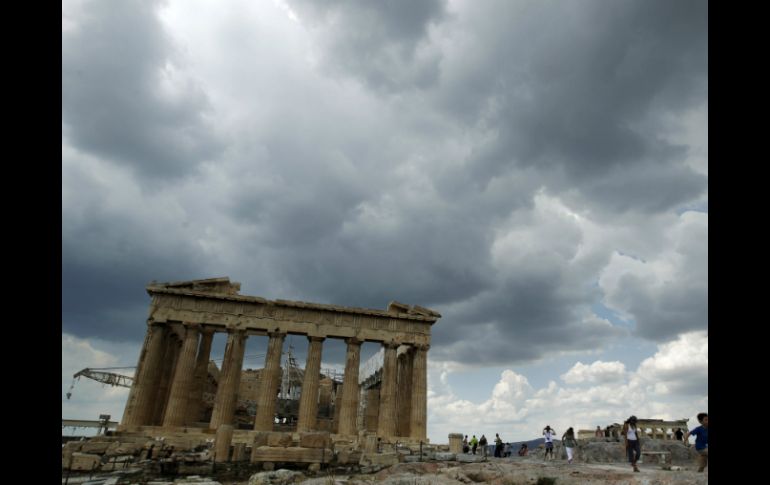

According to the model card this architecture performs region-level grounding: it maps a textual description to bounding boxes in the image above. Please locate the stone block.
[252,431,269,447]
[62,442,84,466]
[335,447,362,465]
[360,452,400,467]
[162,437,203,450]
[232,443,247,462]
[104,441,145,456]
[448,433,463,454]
[299,432,331,449]
[69,452,102,471]
[456,453,484,463]
[250,446,333,463]
[80,441,113,454]
[63,441,83,453]
[363,435,378,453]
[267,432,294,447]
[434,452,456,461]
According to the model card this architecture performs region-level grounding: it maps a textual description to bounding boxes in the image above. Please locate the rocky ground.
[63,458,708,485]
[63,439,707,485]
[240,459,708,485]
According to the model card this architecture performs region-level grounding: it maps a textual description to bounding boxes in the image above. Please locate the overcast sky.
[62,0,707,443]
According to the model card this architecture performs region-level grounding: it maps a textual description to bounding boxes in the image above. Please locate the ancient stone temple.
[117,277,440,465]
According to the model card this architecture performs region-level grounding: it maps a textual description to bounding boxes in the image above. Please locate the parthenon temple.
[116,277,441,465]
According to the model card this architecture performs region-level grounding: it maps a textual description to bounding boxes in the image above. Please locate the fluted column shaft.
[409,344,429,440]
[377,342,399,437]
[163,325,201,427]
[187,329,214,424]
[122,323,167,426]
[396,349,414,437]
[296,336,325,432]
[337,338,362,435]
[209,329,247,430]
[253,332,286,431]
[154,334,181,425]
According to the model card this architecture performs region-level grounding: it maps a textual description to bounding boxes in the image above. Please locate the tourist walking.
[622,416,642,472]
[470,435,478,455]
[518,443,529,456]
[479,434,488,458]
[503,442,511,457]
[462,435,469,454]
[543,425,556,461]
[684,413,708,472]
[562,427,578,464]
[674,428,684,442]
[494,433,503,457]
[595,426,603,437]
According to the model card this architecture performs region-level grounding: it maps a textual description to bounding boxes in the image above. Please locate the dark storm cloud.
[62,0,222,180]
[61,211,202,341]
[61,0,706,370]
[434,0,707,213]
[614,272,707,342]
[286,0,447,91]
[430,262,626,365]
[231,184,499,310]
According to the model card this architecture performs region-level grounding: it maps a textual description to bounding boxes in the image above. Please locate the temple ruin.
[115,277,441,467]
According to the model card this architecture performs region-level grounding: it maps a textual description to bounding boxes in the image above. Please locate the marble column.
[364,388,380,432]
[209,329,247,430]
[187,328,214,424]
[296,336,325,432]
[154,333,181,425]
[409,343,429,440]
[396,348,414,437]
[337,337,362,436]
[253,331,286,431]
[163,324,201,427]
[377,341,399,437]
[214,424,234,463]
[121,322,167,427]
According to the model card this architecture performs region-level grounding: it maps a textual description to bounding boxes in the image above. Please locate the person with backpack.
[479,434,488,458]
[543,425,556,461]
[470,435,478,455]
[622,415,642,472]
[494,433,503,457]
[562,427,578,464]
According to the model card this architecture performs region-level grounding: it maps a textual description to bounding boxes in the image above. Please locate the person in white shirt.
[543,425,556,461]
[622,415,642,472]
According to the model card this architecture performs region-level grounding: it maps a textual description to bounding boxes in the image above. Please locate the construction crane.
[66,367,135,399]
[64,353,270,400]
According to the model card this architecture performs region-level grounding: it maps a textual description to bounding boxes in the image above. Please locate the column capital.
[345,337,363,346]
[308,335,326,343]
[412,343,430,352]
[382,341,400,350]
[182,322,202,332]
[268,331,287,339]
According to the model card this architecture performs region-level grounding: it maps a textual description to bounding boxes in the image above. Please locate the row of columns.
[122,322,429,440]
